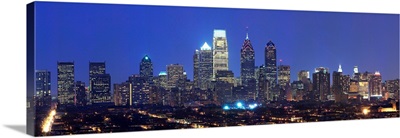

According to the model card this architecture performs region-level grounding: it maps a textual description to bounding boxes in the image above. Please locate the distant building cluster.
[34,29,400,109]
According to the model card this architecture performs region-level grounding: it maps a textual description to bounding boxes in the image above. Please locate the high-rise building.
[156,71,168,88]
[353,66,361,81]
[213,29,229,79]
[129,74,151,105]
[140,55,153,84]
[91,74,112,103]
[114,82,131,106]
[298,70,310,81]
[199,42,213,90]
[370,71,382,97]
[240,33,255,87]
[74,81,87,106]
[312,67,330,101]
[240,32,256,101]
[193,50,200,88]
[35,70,51,108]
[215,70,235,104]
[291,81,305,101]
[57,62,75,105]
[265,40,278,101]
[167,64,184,88]
[256,65,269,103]
[332,65,350,103]
[385,79,399,100]
[89,62,105,104]
[89,62,112,104]
[278,65,291,88]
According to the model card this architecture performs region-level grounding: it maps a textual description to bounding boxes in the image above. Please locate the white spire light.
[338,64,342,72]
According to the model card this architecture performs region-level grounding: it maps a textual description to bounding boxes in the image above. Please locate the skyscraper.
[256,65,269,103]
[89,62,106,76]
[113,82,132,106]
[332,65,350,103]
[240,32,256,101]
[35,70,51,108]
[370,71,382,97]
[265,40,278,101]
[89,62,105,104]
[215,70,235,104]
[213,29,228,79]
[91,74,112,103]
[298,70,310,81]
[129,74,151,105]
[240,32,255,86]
[193,50,200,88]
[199,42,213,90]
[353,66,361,81]
[167,64,184,88]
[140,55,153,84]
[312,67,330,101]
[57,62,75,105]
[278,65,291,88]
[89,62,111,104]
[74,81,87,106]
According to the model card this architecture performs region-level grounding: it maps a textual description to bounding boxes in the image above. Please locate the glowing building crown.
[200,42,211,50]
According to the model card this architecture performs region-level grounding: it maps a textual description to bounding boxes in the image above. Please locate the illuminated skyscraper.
[74,81,87,106]
[35,70,51,108]
[199,42,213,90]
[240,32,255,86]
[265,40,278,101]
[312,67,330,101]
[193,50,200,88]
[215,70,235,104]
[91,74,112,103]
[370,71,382,97]
[89,62,105,103]
[113,82,131,106]
[213,29,228,79]
[298,70,310,81]
[89,62,105,76]
[240,32,256,101]
[140,55,153,84]
[89,62,112,104]
[167,64,185,88]
[385,79,399,100]
[332,65,350,103]
[156,71,168,88]
[278,65,290,88]
[256,65,269,102]
[129,74,151,105]
[353,66,361,81]
[57,62,75,105]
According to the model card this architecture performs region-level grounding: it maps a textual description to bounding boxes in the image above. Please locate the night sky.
[34,2,399,96]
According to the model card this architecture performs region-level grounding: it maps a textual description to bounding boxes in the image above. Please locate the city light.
[42,110,56,133]
[236,102,243,108]
[362,109,370,115]
[223,105,230,110]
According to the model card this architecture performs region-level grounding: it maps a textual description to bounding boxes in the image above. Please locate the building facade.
[265,40,278,101]
[213,29,229,79]
[36,70,51,108]
[57,62,75,105]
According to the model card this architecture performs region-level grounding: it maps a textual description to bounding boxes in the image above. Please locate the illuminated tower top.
[338,64,342,72]
[354,66,359,74]
[200,42,211,50]
[214,29,226,37]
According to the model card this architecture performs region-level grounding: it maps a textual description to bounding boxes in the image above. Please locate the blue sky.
[34,2,399,95]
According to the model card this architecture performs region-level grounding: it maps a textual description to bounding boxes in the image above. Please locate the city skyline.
[34,2,399,96]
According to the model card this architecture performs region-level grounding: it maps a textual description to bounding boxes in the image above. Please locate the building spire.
[245,26,249,40]
[338,64,342,72]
